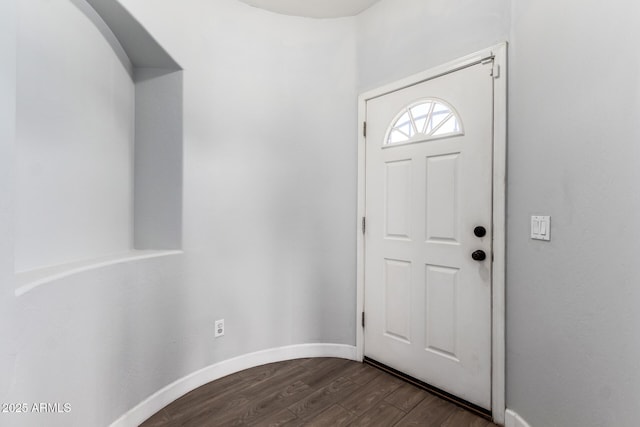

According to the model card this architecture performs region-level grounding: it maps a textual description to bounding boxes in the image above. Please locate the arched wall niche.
[15,0,183,294]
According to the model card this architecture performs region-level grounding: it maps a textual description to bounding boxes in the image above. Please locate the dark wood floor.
[140,358,498,427]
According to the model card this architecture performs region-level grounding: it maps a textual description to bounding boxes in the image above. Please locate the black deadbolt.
[472,250,487,261]
[474,226,487,238]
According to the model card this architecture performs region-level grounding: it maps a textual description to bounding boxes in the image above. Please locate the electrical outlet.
[214,319,225,338]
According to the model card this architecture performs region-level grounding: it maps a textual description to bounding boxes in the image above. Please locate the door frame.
[356,43,507,424]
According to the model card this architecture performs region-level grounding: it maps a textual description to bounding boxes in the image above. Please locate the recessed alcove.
[14,0,183,295]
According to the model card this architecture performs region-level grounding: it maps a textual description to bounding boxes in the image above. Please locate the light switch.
[531,216,551,241]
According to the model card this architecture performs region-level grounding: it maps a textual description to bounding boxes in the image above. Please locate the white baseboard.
[505,409,532,427]
[110,343,357,427]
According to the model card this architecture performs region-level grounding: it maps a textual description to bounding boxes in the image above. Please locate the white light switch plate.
[531,216,551,241]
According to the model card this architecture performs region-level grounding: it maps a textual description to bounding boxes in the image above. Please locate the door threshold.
[363,357,492,421]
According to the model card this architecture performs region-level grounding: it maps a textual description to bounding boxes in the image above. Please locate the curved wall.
[15,0,135,272]
[10,256,185,427]
[106,0,510,422]
[4,1,358,426]
[3,1,184,426]
[3,0,513,425]
[119,0,359,359]
[8,1,640,426]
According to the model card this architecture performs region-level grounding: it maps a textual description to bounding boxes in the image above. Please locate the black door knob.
[472,250,486,261]
[474,226,487,238]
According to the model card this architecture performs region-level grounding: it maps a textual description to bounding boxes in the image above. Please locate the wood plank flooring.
[140,358,498,427]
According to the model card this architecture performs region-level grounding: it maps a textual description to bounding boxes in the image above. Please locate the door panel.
[385,160,412,240]
[384,258,412,343]
[425,153,460,243]
[364,62,493,409]
[425,264,459,359]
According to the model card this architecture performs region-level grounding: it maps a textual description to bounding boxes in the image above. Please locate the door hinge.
[362,312,365,328]
[362,217,366,234]
[363,122,367,138]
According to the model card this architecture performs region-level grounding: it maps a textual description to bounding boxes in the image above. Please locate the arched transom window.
[385,99,464,145]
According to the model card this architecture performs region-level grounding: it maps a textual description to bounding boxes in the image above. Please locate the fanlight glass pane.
[390,129,409,144]
[395,112,415,139]
[385,99,463,145]
[433,115,460,136]
[410,103,430,134]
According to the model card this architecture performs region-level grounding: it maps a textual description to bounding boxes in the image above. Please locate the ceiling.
[237,0,382,18]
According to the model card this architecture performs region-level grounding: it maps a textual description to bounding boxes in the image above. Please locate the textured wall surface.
[5,0,358,425]
[15,0,135,272]
[133,68,183,250]
[125,0,359,353]
[0,0,17,417]
[507,1,640,426]
[356,0,510,91]
[7,0,640,426]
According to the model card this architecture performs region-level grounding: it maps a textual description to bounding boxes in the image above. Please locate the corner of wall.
[133,68,183,250]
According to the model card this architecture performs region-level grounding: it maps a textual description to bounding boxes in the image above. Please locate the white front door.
[364,61,494,410]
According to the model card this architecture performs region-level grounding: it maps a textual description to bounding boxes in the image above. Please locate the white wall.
[133,68,183,250]
[10,1,640,426]
[5,1,358,425]
[120,0,358,357]
[15,0,135,272]
[9,257,185,427]
[4,2,184,426]
[0,0,18,414]
[356,0,510,91]
[507,1,640,426]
